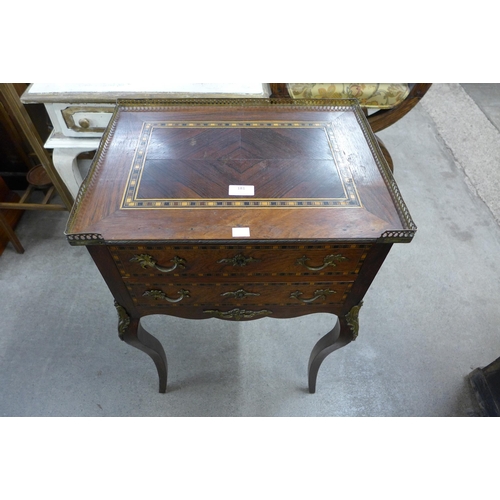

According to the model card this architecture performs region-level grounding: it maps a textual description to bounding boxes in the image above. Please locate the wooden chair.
[269,83,432,171]
[0,84,70,255]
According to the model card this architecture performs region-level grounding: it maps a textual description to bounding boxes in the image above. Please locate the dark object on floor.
[469,357,500,416]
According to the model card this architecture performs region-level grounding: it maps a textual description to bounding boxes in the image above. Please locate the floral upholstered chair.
[269,83,432,171]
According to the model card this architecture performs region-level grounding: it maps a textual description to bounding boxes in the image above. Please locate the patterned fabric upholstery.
[287,83,410,109]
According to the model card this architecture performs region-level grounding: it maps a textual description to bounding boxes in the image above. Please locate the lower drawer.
[126,281,354,307]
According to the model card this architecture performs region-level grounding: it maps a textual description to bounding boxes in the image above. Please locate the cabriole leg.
[308,302,363,393]
[114,301,168,393]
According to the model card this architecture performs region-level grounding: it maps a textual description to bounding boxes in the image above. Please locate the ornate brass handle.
[143,289,190,303]
[290,288,336,303]
[221,289,260,299]
[296,254,348,271]
[130,254,186,273]
[203,308,272,320]
[217,254,260,267]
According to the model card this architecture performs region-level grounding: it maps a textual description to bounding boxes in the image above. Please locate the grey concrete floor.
[1,83,499,416]
[462,83,500,130]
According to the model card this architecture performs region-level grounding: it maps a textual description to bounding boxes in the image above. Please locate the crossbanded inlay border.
[121,121,362,210]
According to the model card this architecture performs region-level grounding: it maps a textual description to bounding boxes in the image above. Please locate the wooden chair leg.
[368,83,433,133]
[269,83,291,98]
[0,210,24,253]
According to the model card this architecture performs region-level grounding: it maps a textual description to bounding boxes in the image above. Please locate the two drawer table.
[65,98,416,393]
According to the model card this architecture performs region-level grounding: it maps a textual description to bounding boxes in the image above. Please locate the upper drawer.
[45,103,115,138]
[110,243,372,282]
[61,105,114,135]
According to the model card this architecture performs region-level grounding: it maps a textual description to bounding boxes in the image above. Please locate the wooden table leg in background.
[0,210,24,254]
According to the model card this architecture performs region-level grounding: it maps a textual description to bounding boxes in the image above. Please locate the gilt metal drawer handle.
[290,289,336,303]
[217,254,260,267]
[130,254,186,273]
[296,254,348,271]
[203,308,272,320]
[143,289,190,303]
[221,289,261,299]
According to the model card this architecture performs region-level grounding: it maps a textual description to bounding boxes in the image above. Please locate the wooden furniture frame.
[66,98,416,394]
[0,84,72,210]
[269,83,432,132]
[0,208,24,254]
[0,84,69,254]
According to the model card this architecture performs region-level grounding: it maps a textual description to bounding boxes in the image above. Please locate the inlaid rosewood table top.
[66,98,416,393]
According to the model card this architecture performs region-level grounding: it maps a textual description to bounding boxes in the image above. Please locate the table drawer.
[111,244,371,282]
[127,281,354,308]
[60,105,115,135]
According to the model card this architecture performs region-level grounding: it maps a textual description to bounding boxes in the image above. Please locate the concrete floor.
[1,83,499,416]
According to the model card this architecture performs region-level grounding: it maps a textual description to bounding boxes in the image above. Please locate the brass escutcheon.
[217,254,260,267]
[221,289,261,299]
